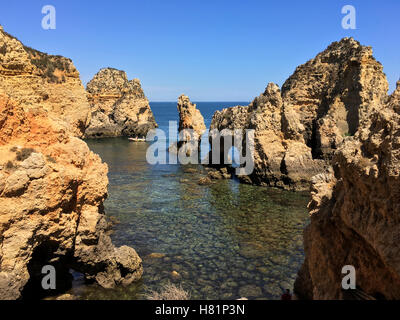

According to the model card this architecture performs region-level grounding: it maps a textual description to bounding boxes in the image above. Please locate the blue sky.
[0,0,399,101]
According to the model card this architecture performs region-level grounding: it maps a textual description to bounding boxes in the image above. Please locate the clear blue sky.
[0,0,399,101]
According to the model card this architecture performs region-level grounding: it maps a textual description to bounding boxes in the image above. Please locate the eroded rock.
[0,26,91,137]
[294,82,400,300]
[0,96,143,299]
[209,38,387,191]
[176,95,206,156]
[85,68,157,138]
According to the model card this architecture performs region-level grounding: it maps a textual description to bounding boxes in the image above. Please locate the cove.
[73,102,310,300]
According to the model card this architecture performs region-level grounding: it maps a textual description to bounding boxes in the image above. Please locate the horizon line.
[149,100,251,103]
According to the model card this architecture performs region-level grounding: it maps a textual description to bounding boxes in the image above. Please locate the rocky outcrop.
[281,37,388,159]
[294,81,400,299]
[0,96,143,299]
[210,84,327,190]
[85,68,157,138]
[175,94,206,156]
[0,26,91,137]
[177,94,206,140]
[209,38,387,191]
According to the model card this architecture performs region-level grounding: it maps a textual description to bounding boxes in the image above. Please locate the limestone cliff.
[209,38,387,191]
[210,84,327,190]
[85,68,157,138]
[0,26,90,137]
[0,96,143,299]
[281,37,388,159]
[294,82,400,300]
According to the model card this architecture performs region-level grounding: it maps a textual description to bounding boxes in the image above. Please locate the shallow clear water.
[70,102,310,300]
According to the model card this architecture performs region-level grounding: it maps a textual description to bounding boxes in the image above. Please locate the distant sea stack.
[0,25,91,137]
[295,81,400,300]
[209,37,388,191]
[84,68,157,138]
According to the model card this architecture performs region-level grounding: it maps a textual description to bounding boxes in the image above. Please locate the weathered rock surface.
[281,37,388,159]
[177,94,206,140]
[295,81,400,299]
[210,84,327,190]
[0,26,91,137]
[209,38,387,191]
[175,94,206,156]
[0,96,143,299]
[85,68,157,138]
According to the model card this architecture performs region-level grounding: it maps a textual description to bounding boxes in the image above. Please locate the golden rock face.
[0,27,144,299]
[0,28,91,138]
[85,68,157,138]
[209,38,389,191]
[295,83,400,300]
[0,96,143,299]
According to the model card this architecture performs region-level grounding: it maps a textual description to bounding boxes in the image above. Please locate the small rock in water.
[239,285,262,298]
[55,294,75,300]
[238,242,265,259]
[146,252,166,259]
[207,167,232,180]
[184,167,198,174]
[198,177,213,185]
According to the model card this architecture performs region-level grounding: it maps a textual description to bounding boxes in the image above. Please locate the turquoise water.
[73,102,310,300]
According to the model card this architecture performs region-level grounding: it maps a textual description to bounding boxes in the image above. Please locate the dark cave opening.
[21,240,73,300]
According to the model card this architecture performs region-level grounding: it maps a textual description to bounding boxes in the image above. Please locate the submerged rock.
[0,96,143,299]
[197,176,213,186]
[146,253,166,259]
[295,82,400,299]
[238,285,262,298]
[170,271,181,279]
[207,167,232,180]
[85,68,157,138]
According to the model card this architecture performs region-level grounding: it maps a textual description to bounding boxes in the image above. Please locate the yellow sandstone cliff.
[0,25,91,137]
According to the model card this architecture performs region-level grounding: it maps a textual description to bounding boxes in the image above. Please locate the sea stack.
[0,26,91,137]
[85,68,157,138]
[209,37,388,191]
[176,94,206,156]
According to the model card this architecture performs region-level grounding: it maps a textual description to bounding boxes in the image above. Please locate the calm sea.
[76,102,309,300]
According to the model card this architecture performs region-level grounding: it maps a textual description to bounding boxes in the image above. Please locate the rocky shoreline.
[0,26,145,299]
[206,38,388,192]
[1,23,399,300]
[0,96,143,299]
[295,80,400,299]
